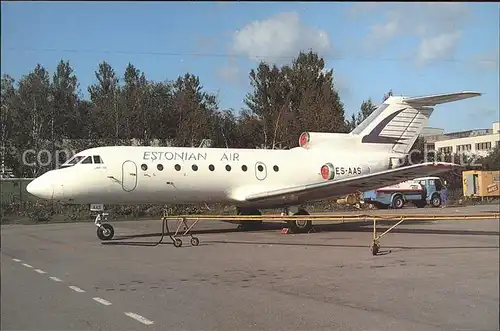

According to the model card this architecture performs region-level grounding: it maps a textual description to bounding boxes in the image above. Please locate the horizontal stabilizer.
[403,91,481,106]
[244,162,461,205]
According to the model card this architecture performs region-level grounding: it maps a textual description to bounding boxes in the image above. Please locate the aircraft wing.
[245,162,459,205]
[402,91,481,106]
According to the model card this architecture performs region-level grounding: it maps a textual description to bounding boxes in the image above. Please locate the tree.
[479,145,500,170]
[347,98,377,131]
[144,81,174,145]
[244,51,348,149]
[88,61,121,141]
[244,62,288,149]
[10,64,55,177]
[121,63,149,143]
[170,73,218,147]
[1,74,17,176]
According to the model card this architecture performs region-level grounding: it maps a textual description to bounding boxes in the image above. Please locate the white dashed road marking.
[13,258,155,326]
[68,285,85,293]
[93,297,112,306]
[124,312,154,325]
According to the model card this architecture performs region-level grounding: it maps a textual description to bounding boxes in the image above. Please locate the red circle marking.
[321,165,330,179]
[299,132,309,147]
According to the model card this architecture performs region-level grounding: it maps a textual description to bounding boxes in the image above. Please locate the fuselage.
[27,144,394,209]
[26,91,483,210]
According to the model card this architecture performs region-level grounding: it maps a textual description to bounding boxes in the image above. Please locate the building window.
[476,142,492,151]
[438,146,452,154]
[457,144,471,152]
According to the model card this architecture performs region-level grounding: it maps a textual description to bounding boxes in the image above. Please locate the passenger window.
[192,164,198,171]
[241,165,247,172]
[81,156,92,164]
[257,165,264,172]
[273,165,279,172]
[209,165,215,171]
[141,164,148,171]
[175,164,181,171]
[225,165,231,171]
[157,164,164,171]
[93,155,102,164]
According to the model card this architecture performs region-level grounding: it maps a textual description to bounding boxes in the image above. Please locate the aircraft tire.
[414,200,426,208]
[287,209,312,233]
[97,224,114,241]
[237,208,263,230]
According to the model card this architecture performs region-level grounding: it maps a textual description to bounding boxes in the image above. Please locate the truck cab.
[413,176,445,207]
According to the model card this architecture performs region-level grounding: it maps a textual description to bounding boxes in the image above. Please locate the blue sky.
[2,2,499,133]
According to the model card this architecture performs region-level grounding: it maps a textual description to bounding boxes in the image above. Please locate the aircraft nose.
[27,177,53,199]
[27,172,64,200]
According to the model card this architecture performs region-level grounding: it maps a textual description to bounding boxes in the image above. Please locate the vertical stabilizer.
[351,91,481,154]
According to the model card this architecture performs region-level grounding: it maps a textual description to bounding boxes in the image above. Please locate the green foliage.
[347,98,377,131]
[478,145,500,170]
[244,51,348,149]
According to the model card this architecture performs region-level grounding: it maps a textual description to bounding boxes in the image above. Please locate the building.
[421,121,500,157]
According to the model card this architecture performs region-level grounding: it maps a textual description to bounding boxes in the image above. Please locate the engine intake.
[321,162,335,180]
[298,132,346,149]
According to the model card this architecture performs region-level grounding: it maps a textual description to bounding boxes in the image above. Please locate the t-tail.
[351,91,481,154]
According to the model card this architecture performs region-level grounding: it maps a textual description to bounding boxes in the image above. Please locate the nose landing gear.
[94,212,114,240]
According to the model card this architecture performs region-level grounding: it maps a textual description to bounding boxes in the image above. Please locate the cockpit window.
[60,154,104,168]
[61,155,84,168]
[68,156,85,165]
[81,156,93,164]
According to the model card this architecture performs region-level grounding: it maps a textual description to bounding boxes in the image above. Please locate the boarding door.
[254,161,267,181]
[122,160,138,192]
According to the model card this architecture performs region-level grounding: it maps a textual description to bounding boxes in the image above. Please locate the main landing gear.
[236,207,263,230]
[95,212,114,240]
[284,207,313,233]
[236,207,313,233]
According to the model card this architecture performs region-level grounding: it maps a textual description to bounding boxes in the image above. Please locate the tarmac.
[1,204,499,331]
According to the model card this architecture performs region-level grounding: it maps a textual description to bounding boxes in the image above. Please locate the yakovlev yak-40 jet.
[27,91,481,239]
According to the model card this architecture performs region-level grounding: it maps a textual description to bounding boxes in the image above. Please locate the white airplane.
[27,91,481,239]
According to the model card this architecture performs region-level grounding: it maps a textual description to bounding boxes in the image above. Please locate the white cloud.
[361,3,471,64]
[229,11,332,65]
[416,32,461,65]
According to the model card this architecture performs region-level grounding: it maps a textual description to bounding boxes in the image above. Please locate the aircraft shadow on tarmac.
[101,219,499,249]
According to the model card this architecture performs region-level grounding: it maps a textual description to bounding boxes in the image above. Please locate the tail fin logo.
[361,108,407,144]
